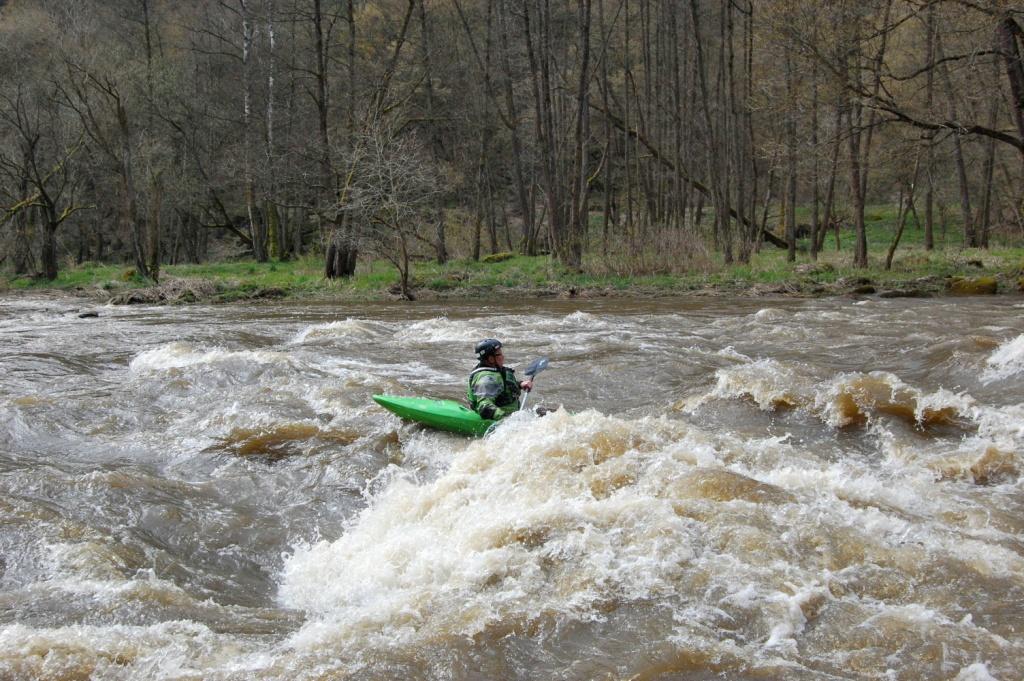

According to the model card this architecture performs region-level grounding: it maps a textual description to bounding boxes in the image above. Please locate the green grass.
[3,205,1022,301]
[3,262,128,291]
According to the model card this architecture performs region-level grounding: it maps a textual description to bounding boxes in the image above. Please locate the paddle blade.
[523,356,549,377]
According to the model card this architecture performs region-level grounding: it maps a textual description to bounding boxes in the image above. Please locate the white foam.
[280,410,699,650]
[316,356,455,384]
[291,318,389,343]
[694,362,980,430]
[814,371,974,429]
[0,620,261,680]
[709,359,809,411]
[564,310,597,323]
[976,403,1024,444]
[753,308,788,322]
[393,317,494,343]
[129,342,292,373]
[955,662,998,681]
[762,584,828,652]
[982,333,1024,383]
[716,345,753,362]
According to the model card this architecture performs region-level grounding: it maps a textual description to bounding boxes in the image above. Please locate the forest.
[1,0,1023,298]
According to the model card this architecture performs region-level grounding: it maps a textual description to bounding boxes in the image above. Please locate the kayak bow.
[372,394,495,436]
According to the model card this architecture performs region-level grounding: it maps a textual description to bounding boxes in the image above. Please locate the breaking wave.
[394,317,497,344]
[291,318,391,344]
[281,410,700,651]
[129,342,294,373]
[982,333,1024,383]
[278,407,1023,676]
[692,359,977,430]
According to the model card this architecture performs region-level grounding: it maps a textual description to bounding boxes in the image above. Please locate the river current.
[1,293,1022,680]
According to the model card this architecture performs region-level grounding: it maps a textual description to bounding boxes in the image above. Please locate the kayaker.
[467,338,533,420]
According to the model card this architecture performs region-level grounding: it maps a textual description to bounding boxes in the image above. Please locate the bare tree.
[340,124,440,300]
[0,87,90,280]
[2,0,1023,282]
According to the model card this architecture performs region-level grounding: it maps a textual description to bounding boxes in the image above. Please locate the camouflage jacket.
[467,365,522,420]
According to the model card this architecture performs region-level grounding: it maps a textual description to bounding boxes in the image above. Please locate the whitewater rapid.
[0,295,1022,679]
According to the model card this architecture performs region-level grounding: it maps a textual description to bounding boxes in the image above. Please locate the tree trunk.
[689,0,727,263]
[241,0,265,262]
[936,34,975,247]
[347,0,356,136]
[817,105,842,254]
[293,208,304,257]
[565,0,591,271]
[997,16,1024,167]
[313,0,354,278]
[599,0,613,259]
[40,210,59,281]
[743,3,757,257]
[472,208,482,261]
[624,0,635,255]
[810,55,820,261]
[76,221,87,265]
[497,0,535,255]
[980,57,1000,248]
[13,169,33,275]
[785,53,797,263]
[923,3,936,250]
[487,173,499,255]
[266,0,282,260]
[759,168,774,251]
[525,0,567,266]
[434,216,448,264]
[846,104,868,268]
[120,151,149,279]
[418,0,447,265]
[147,171,162,282]
[398,234,414,300]
[885,155,920,270]
[719,0,734,265]
[267,201,284,260]
[884,190,909,271]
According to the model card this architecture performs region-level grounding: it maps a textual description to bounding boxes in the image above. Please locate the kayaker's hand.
[520,379,533,391]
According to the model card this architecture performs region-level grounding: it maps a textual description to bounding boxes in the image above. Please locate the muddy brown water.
[1,294,1022,680]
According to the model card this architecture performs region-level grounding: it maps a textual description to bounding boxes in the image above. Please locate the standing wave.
[277,409,1022,678]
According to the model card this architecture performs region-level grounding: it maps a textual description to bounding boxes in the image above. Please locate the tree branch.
[588,98,788,248]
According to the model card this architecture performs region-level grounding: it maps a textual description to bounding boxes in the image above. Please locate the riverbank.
[2,246,1023,305]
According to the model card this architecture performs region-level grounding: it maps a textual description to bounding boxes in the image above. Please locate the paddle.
[519,356,549,412]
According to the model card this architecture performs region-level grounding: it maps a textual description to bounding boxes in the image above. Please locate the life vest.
[467,365,522,418]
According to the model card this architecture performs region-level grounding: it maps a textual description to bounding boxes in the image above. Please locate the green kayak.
[373,394,496,437]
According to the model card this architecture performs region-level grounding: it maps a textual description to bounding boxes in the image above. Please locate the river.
[1,293,1022,680]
